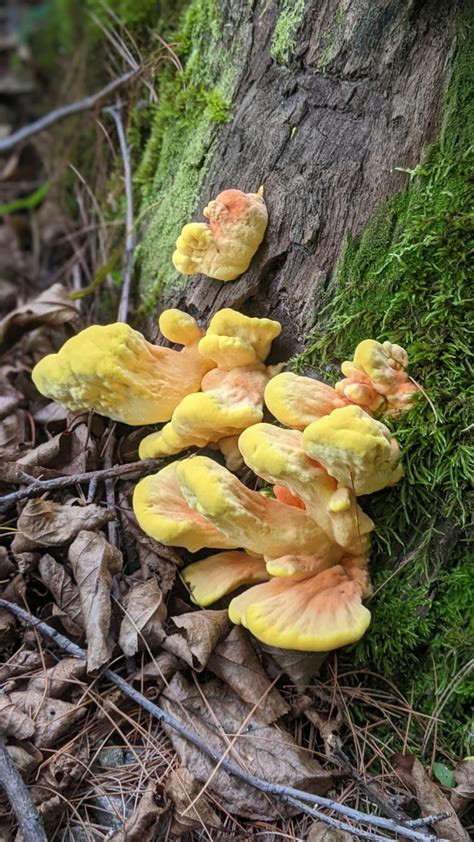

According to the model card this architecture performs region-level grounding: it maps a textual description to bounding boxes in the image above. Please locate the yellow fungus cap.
[238,423,373,554]
[158,309,204,345]
[176,454,339,560]
[32,318,213,425]
[132,463,237,553]
[228,565,371,652]
[172,188,268,282]
[182,551,270,607]
[336,339,418,416]
[264,372,350,428]
[302,405,403,495]
[199,309,281,369]
[264,552,338,581]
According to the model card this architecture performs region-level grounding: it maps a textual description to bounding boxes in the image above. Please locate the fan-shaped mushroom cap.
[238,423,373,554]
[336,339,418,416]
[138,367,271,459]
[302,405,403,495]
[32,318,213,425]
[199,309,281,369]
[158,308,204,345]
[172,188,268,282]
[228,564,371,651]
[182,550,270,607]
[176,455,341,561]
[264,553,337,581]
[133,463,237,553]
[264,372,350,428]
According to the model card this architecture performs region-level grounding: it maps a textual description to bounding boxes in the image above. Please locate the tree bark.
[160,0,457,356]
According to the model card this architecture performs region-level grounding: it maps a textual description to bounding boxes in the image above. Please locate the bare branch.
[0,736,48,842]
[0,599,448,842]
[0,71,138,154]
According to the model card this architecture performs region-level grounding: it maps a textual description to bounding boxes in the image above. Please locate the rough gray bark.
[159,0,457,356]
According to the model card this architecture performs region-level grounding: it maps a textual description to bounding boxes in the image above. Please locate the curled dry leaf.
[160,672,333,819]
[5,741,43,777]
[9,689,86,748]
[163,609,230,671]
[119,578,166,657]
[31,742,90,805]
[0,692,35,739]
[0,282,78,351]
[16,431,71,468]
[121,507,178,595]
[207,626,289,724]
[0,546,15,578]
[69,530,123,673]
[307,821,354,841]
[38,553,84,637]
[452,758,474,814]
[0,608,16,644]
[259,642,329,688]
[12,498,114,553]
[0,411,29,454]
[109,783,166,842]
[27,657,86,698]
[166,765,221,834]
[0,648,50,685]
[129,652,178,693]
[394,753,470,842]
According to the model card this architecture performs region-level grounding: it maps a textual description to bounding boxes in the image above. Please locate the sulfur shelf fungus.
[172,188,268,281]
[182,550,270,607]
[139,310,282,462]
[265,372,351,429]
[228,564,371,652]
[133,463,237,553]
[176,455,343,562]
[238,423,373,555]
[32,311,213,426]
[336,339,419,416]
[302,405,403,496]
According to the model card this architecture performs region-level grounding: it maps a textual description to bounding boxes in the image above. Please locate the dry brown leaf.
[452,758,474,814]
[10,689,86,748]
[69,530,122,672]
[308,821,354,841]
[0,649,49,685]
[121,506,177,595]
[109,783,166,842]
[2,572,26,604]
[16,432,71,468]
[5,741,43,777]
[0,547,14,578]
[394,754,470,841]
[38,553,84,637]
[32,742,89,804]
[166,766,221,834]
[207,626,289,724]
[0,692,35,739]
[0,283,78,350]
[119,578,166,657]
[15,552,40,575]
[260,643,329,688]
[27,657,86,697]
[12,498,114,553]
[163,610,230,671]
[160,672,333,819]
[0,608,16,644]
[129,652,178,693]
[0,411,29,454]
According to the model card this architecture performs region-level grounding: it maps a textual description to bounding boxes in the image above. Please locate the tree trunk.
[147,0,458,356]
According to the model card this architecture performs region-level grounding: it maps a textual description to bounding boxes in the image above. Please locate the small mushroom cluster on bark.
[31,185,419,655]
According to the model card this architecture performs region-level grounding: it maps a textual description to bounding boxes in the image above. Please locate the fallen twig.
[0,70,138,153]
[0,736,48,842]
[0,600,448,842]
[0,458,166,511]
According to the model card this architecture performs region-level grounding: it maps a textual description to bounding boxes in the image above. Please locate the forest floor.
[0,3,472,841]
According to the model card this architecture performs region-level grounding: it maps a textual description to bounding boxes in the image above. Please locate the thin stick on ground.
[104,101,135,323]
[0,70,138,153]
[0,599,449,842]
[0,736,48,842]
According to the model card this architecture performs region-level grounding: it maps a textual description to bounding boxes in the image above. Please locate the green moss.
[294,5,474,756]
[134,0,240,305]
[271,0,305,65]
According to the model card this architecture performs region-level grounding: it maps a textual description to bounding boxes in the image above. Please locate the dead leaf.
[166,766,221,834]
[5,742,43,777]
[12,498,113,553]
[452,758,474,813]
[308,821,354,841]
[31,742,89,804]
[110,783,166,842]
[0,692,36,739]
[119,578,166,657]
[163,610,230,671]
[0,411,29,454]
[160,672,333,819]
[10,689,86,748]
[129,652,178,694]
[0,649,49,685]
[121,506,178,595]
[0,547,15,578]
[0,608,16,644]
[38,553,84,637]
[0,283,78,350]
[69,530,122,673]
[394,754,470,841]
[27,657,86,697]
[260,643,329,688]
[15,552,39,575]
[207,626,289,724]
